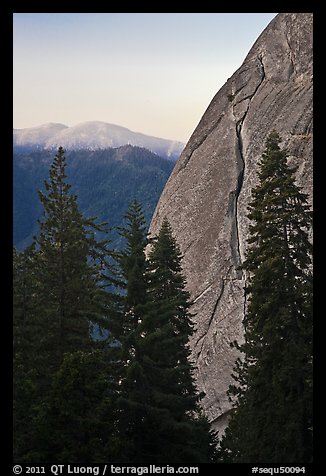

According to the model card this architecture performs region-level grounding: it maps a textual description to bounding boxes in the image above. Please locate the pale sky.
[13,13,277,143]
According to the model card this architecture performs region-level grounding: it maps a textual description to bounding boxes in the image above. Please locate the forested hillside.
[14,145,175,250]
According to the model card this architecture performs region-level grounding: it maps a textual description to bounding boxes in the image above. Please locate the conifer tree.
[117,199,148,339]
[220,132,313,463]
[142,218,217,463]
[34,147,111,375]
[13,147,115,462]
[145,218,201,422]
[115,212,217,463]
[113,200,150,462]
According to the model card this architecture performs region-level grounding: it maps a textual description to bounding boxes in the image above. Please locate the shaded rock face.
[149,13,312,433]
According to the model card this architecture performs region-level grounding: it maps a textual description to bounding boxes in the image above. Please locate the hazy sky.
[13,13,277,143]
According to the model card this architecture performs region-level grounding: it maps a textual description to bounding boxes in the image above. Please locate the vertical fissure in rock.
[232,55,266,277]
[196,56,266,362]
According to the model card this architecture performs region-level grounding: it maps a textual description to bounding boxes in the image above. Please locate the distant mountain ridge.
[13,121,184,160]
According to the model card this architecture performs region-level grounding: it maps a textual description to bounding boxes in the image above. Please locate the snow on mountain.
[13,121,184,160]
[13,123,68,147]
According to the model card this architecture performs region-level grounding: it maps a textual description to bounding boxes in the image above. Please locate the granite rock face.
[149,13,313,433]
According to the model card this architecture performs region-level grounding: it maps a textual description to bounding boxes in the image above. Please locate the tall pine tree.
[220,132,313,463]
[115,211,217,463]
[13,147,114,462]
[117,199,148,347]
[113,200,150,462]
[34,147,111,375]
[142,218,217,463]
